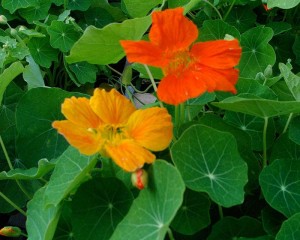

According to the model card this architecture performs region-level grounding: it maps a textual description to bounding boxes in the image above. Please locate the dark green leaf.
[2,0,36,13]
[67,0,92,11]
[18,0,51,23]
[276,212,300,239]
[171,125,248,207]
[69,61,98,85]
[84,7,114,28]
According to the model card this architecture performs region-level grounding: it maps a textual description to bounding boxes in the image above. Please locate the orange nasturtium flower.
[120,7,242,105]
[52,89,173,172]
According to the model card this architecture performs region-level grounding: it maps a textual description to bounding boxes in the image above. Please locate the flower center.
[101,125,127,145]
[164,50,192,76]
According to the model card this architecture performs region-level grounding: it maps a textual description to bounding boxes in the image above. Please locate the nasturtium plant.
[0,1,300,239]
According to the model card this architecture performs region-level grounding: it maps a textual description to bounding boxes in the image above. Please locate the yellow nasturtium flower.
[52,88,173,172]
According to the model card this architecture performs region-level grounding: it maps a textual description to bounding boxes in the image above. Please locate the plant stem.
[167,228,175,240]
[179,103,185,124]
[143,64,163,107]
[218,204,224,219]
[0,135,32,199]
[0,192,26,216]
[203,0,223,20]
[107,65,122,76]
[223,0,236,21]
[262,117,269,168]
[175,105,180,129]
[282,113,293,134]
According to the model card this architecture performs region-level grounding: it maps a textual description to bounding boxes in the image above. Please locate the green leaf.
[132,63,163,79]
[23,55,45,89]
[171,125,248,207]
[224,112,275,151]
[53,202,74,240]
[288,115,300,145]
[261,206,286,236]
[72,176,134,240]
[279,63,300,101]
[212,96,300,118]
[26,187,62,240]
[10,44,30,60]
[110,160,185,240]
[239,26,276,78]
[207,216,266,240]
[199,19,241,41]
[225,6,256,33]
[293,36,300,65]
[18,0,51,23]
[171,189,211,235]
[123,0,161,17]
[67,0,92,10]
[84,7,115,28]
[0,61,24,105]
[168,0,190,8]
[44,146,97,206]
[265,22,292,36]
[47,21,81,52]
[15,87,86,167]
[2,0,36,13]
[268,0,300,9]
[66,16,151,64]
[0,159,55,180]
[270,134,300,163]
[260,159,300,217]
[69,61,98,85]
[28,37,59,68]
[276,212,300,239]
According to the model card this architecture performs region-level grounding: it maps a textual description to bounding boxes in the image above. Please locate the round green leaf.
[69,61,98,85]
[15,87,86,168]
[260,159,300,217]
[67,0,92,10]
[44,146,97,207]
[66,16,151,65]
[171,125,248,207]
[18,0,51,23]
[28,37,59,68]
[225,6,256,33]
[110,160,185,240]
[261,206,286,236]
[276,212,300,239]
[84,7,114,28]
[208,216,266,240]
[199,19,241,41]
[171,189,211,235]
[288,116,300,145]
[47,21,81,52]
[268,0,300,9]
[2,0,35,13]
[123,0,161,17]
[212,96,300,118]
[239,26,276,78]
[72,177,133,240]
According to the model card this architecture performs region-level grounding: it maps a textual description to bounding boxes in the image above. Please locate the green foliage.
[0,0,300,239]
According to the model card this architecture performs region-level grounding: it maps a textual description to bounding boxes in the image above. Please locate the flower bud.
[10,28,18,37]
[131,168,148,190]
[0,15,7,25]
[121,64,132,86]
[0,226,22,237]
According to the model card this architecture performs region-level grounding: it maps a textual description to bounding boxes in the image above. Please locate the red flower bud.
[0,226,22,237]
[131,169,148,190]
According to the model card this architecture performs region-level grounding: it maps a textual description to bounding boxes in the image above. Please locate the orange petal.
[105,140,155,172]
[149,7,198,52]
[191,39,242,69]
[193,65,239,93]
[120,40,167,67]
[61,97,101,128]
[127,107,173,151]
[157,69,207,105]
[90,88,136,125]
[52,120,102,155]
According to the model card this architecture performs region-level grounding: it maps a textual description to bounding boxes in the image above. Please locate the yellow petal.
[61,97,101,128]
[126,107,173,151]
[90,88,136,125]
[105,140,155,172]
[52,120,102,155]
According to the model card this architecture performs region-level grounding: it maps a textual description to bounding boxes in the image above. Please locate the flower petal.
[105,140,155,172]
[61,97,101,128]
[127,107,173,151]
[120,40,167,67]
[90,88,136,125]
[149,7,198,51]
[52,120,102,155]
[191,39,242,69]
[157,69,207,105]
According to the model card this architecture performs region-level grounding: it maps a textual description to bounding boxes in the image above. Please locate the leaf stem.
[107,65,122,76]
[203,0,223,20]
[167,228,175,240]
[282,113,293,134]
[143,64,163,107]
[0,192,26,216]
[179,103,185,124]
[218,204,224,219]
[223,0,236,21]
[262,117,269,168]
